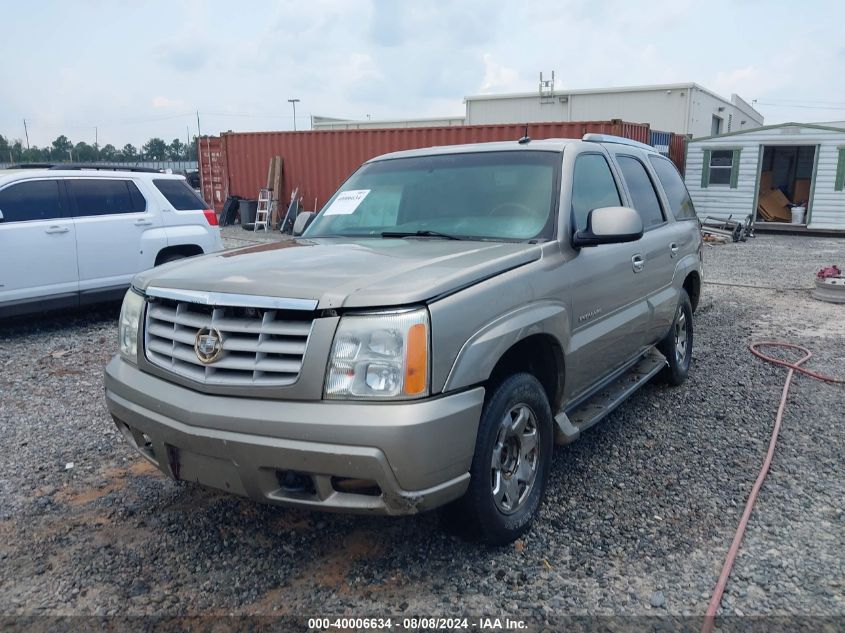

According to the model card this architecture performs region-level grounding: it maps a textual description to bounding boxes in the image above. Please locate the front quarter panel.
[428,248,571,396]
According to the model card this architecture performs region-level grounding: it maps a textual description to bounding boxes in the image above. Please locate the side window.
[153,178,206,210]
[0,180,63,222]
[649,155,697,220]
[68,179,146,217]
[616,156,665,229]
[571,154,622,232]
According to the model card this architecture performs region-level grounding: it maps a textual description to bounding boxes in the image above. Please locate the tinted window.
[69,179,146,216]
[154,178,207,210]
[571,154,622,232]
[0,180,63,222]
[649,156,697,220]
[616,156,665,229]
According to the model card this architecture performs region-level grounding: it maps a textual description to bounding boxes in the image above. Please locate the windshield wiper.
[380,230,465,240]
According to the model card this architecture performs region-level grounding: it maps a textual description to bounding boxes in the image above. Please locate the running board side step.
[554,348,668,444]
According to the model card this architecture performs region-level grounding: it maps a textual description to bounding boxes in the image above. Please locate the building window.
[836,148,845,192]
[701,148,741,189]
[711,116,723,136]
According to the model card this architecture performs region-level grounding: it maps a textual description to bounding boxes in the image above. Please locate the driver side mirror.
[293,211,316,236]
[572,206,643,248]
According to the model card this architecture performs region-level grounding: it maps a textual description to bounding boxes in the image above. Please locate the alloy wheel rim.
[674,307,688,364]
[491,403,540,515]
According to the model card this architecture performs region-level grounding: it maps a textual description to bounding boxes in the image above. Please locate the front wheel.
[658,289,693,385]
[444,373,553,545]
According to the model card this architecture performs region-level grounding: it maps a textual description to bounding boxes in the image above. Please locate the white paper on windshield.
[324,189,370,215]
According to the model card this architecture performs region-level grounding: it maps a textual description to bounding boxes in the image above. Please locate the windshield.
[304,150,560,241]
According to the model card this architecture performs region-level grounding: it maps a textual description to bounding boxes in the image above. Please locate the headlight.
[325,308,429,400]
[118,289,145,364]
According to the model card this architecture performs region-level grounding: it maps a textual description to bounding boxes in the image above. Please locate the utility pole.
[287,99,300,131]
[94,126,98,148]
[22,119,30,150]
[196,111,202,138]
[186,126,191,160]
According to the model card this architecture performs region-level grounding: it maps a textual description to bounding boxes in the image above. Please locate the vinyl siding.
[685,125,845,230]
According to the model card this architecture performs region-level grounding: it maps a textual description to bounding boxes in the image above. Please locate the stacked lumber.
[265,156,285,228]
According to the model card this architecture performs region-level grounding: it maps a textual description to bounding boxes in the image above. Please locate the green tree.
[186,136,198,161]
[100,144,117,161]
[142,137,168,161]
[120,143,138,162]
[74,141,98,162]
[168,138,185,160]
[51,135,73,161]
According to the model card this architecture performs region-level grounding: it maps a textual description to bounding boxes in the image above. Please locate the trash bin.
[238,199,258,228]
[790,206,806,224]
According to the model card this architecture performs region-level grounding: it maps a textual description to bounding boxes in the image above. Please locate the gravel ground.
[0,233,843,623]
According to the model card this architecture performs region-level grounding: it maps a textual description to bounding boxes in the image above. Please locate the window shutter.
[729,148,741,189]
[835,148,845,192]
[701,149,711,188]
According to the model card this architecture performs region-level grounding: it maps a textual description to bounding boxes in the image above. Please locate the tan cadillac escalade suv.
[105,134,702,544]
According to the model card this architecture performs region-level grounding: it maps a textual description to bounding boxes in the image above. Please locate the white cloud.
[152,96,187,110]
[479,54,521,94]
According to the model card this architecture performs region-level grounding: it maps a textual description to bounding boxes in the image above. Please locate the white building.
[314,83,763,138]
[684,122,845,231]
[464,83,763,138]
[311,115,466,130]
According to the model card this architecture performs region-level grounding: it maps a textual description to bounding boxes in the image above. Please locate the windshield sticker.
[324,189,370,215]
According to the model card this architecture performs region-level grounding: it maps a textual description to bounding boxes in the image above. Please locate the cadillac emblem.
[194,327,223,364]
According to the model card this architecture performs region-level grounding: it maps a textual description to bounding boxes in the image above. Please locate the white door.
[68,178,164,292]
[0,179,78,305]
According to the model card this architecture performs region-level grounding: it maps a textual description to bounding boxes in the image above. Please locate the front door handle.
[670,242,679,257]
[632,254,645,273]
[45,226,70,234]
[134,219,153,226]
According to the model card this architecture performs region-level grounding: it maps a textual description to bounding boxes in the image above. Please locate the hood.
[133,238,542,309]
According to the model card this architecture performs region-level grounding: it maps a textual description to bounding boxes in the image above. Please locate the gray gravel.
[0,234,843,622]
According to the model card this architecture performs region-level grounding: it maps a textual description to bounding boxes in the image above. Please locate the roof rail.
[3,163,56,169]
[582,133,655,152]
[48,163,163,173]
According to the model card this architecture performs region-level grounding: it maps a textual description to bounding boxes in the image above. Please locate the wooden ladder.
[254,188,272,232]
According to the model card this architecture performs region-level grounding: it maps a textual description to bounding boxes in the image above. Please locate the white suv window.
[153,179,207,210]
[0,180,64,222]
[68,179,146,216]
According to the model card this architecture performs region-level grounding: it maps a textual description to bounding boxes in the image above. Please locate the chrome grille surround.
[142,288,316,387]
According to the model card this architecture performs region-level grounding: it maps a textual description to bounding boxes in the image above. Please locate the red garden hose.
[701,342,844,633]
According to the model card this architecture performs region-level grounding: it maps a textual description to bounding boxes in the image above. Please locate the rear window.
[648,156,697,220]
[68,179,146,216]
[154,178,207,210]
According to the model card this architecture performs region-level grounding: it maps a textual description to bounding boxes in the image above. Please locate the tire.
[658,289,693,385]
[443,373,554,545]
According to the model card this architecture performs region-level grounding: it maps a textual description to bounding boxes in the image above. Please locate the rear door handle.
[134,219,153,226]
[670,242,679,257]
[632,254,645,273]
[45,226,70,234]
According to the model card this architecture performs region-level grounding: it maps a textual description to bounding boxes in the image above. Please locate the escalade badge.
[194,327,224,364]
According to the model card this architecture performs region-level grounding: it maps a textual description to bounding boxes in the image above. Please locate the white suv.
[0,166,223,318]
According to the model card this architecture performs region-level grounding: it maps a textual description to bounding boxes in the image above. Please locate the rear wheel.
[658,289,693,385]
[443,373,553,545]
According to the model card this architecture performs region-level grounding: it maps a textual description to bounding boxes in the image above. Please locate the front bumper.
[104,356,484,515]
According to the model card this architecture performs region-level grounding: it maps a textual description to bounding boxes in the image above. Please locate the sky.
[2,0,844,149]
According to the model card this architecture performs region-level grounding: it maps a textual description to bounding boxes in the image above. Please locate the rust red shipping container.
[198,121,686,213]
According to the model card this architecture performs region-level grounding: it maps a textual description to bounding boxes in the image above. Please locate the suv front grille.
[144,297,314,387]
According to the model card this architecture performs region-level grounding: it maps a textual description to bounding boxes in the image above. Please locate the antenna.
[539,71,555,104]
[518,125,531,144]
